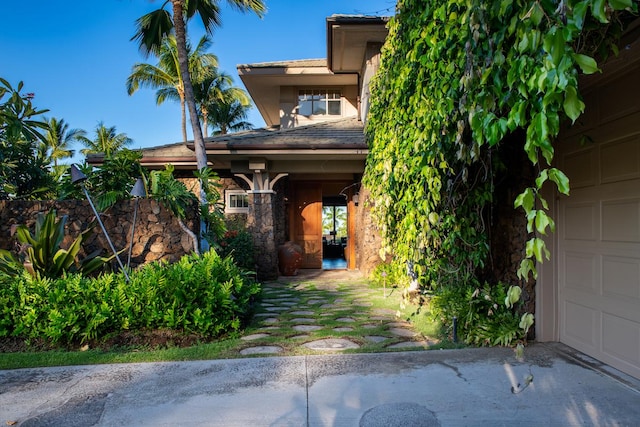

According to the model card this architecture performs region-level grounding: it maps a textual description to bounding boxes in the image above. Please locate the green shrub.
[428,282,525,346]
[218,229,255,271]
[0,250,260,345]
[369,259,410,289]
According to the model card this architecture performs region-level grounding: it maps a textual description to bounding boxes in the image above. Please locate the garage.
[552,38,640,379]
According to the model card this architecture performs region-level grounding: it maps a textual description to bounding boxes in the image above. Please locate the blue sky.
[1,0,396,163]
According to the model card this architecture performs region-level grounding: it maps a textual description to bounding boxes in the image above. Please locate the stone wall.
[355,186,385,277]
[246,192,279,280]
[484,139,537,331]
[0,199,199,270]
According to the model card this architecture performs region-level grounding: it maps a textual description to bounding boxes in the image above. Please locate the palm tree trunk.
[171,0,210,253]
[180,96,187,143]
[171,0,207,202]
[202,105,209,138]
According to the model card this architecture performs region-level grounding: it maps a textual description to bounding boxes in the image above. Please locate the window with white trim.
[298,89,341,116]
[225,190,249,213]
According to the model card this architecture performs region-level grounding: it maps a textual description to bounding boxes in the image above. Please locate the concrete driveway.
[1,343,639,426]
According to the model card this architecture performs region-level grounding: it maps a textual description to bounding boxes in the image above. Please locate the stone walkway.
[238,270,439,356]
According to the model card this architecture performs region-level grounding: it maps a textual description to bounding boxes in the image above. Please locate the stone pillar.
[247,192,279,280]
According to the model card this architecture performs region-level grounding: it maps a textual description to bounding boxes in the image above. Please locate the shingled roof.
[193,117,366,152]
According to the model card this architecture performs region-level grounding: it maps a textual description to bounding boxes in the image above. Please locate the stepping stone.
[388,321,412,328]
[290,318,315,323]
[353,301,373,307]
[320,304,337,309]
[333,327,354,332]
[302,338,360,351]
[258,326,280,331]
[290,310,314,315]
[280,301,300,306]
[241,333,270,341]
[386,341,430,349]
[307,299,325,305]
[336,317,356,323]
[321,312,335,317]
[240,345,283,355]
[264,306,289,312]
[362,324,379,329]
[370,316,392,321]
[293,325,322,332]
[365,335,389,343]
[254,313,274,317]
[372,308,397,315]
[263,318,279,324]
[388,328,417,337]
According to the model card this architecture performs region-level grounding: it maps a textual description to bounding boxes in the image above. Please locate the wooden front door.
[292,184,322,268]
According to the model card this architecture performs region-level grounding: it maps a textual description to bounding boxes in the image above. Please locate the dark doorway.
[322,196,347,270]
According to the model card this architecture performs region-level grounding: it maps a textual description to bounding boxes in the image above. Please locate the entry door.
[293,185,322,268]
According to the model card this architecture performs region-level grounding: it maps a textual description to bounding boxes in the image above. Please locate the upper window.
[298,89,341,116]
[225,190,249,214]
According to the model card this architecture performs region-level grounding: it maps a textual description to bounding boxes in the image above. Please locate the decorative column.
[235,171,288,280]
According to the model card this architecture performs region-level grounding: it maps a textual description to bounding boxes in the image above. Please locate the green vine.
[365,0,637,339]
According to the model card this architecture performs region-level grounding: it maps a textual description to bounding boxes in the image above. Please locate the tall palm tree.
[207,98,253,135]
[78,122,133,157]
[132,0,266,204]
[192,67,251,137]
[126,35,218,143]
[40,117,85,167]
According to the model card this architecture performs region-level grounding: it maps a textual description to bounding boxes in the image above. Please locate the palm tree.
[78,122,133,157]
[126,35,218,143]
[40,117,85,167]
[193,68,251,137]
[207,98,253,135]
[132,0,266,204]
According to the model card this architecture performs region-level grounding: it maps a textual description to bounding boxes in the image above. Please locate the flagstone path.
[238,270,439,356]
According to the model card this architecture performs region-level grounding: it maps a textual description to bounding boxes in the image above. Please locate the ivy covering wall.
[364,0,637,342]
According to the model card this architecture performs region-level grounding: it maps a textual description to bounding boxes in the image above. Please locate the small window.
[225,190,249,213]
[298,89,341,116]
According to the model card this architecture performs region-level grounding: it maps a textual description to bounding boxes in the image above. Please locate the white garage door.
[558,62,640,379]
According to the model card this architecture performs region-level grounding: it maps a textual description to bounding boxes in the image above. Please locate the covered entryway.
[554,43,640,379]
[290,180,357,270]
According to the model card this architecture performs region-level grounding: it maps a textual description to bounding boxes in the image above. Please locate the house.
[111,15,390,280]
[92,13,640,380]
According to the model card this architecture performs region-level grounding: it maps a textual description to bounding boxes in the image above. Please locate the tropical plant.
[147,164,201,253]
[78,121,133,157]
[0,209,109,279]
[0,78,55,200]
[193,166,226,242]
[40,117,85,167]
[126,34,218,142]
[206,98,253,135]
[131,0,266,206]
[218,228,255,271]
[192,68,252,136]
[0,250,260,344]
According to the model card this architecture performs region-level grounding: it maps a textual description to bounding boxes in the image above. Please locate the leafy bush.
[428,282,529,346]
[0,209,109,279]
[0,250,260,345]
[370,259,410,289]
[218,228,255,271]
